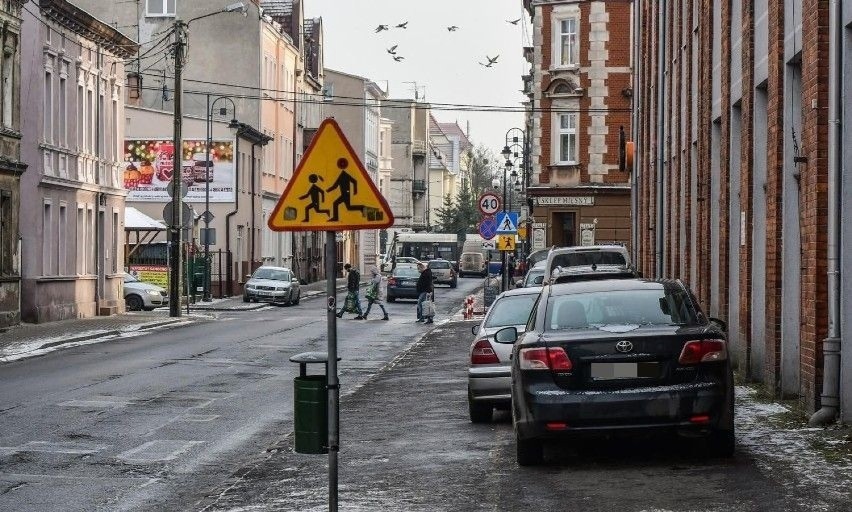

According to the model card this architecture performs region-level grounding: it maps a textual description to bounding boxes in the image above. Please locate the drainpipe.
[250,142,257,272]
[809,0,842,426]
[225,134,241,296]
[95,46,102,311]
[655,0,666,277]
[630,1,640,266]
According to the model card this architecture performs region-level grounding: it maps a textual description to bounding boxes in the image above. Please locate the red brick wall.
[799,0,830,411]
[764,0,785,392]
[739,0,755,373]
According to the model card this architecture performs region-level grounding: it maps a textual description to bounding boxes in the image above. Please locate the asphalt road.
[197,320,851,512]
[0,277,481,511]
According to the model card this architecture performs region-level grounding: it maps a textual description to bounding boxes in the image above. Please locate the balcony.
[412,179,427,196]
[412,140,427,156]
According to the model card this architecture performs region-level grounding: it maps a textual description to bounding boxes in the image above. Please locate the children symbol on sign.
[299,174,331,222]
[327,158,366,221]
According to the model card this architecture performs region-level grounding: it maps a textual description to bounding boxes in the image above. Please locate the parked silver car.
[544,245,634,284]
[428,259,457,288]
[243,266,301,305]
[467,287,541,423]
[123,273,168,311]
[517,261,546,289]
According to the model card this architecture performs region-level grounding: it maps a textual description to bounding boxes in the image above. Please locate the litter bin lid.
[289,351,341,364]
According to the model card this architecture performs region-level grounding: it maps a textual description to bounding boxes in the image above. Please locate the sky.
[304,0,531,157]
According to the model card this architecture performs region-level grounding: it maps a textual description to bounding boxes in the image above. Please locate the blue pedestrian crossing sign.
[495,212,519,234]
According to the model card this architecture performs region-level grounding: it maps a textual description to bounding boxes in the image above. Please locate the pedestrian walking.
[363,267,389,320]
[336,263,364,319]
[416,262,435,323]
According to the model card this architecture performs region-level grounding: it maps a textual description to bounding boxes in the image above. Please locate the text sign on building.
[532,229,546,250]
[268,119,394,232]
[534,196,595,207]
[580,223,596,246]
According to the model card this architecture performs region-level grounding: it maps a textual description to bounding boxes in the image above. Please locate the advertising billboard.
[124,139,235,202]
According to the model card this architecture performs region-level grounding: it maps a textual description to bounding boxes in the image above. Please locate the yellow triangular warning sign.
[268,119,394,232]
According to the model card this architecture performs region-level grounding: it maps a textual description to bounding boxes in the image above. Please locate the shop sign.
[534,196,595,207]
[580,223,596,246]
[532,228,546,250]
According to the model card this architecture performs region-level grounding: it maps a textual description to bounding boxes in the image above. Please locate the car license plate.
[590,362,659,380]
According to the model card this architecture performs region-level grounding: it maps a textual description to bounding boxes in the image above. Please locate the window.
[557,114,577,164]
[147,0,175,17]
[43,202,53,275]
[559,18,578,66]
[77,84,84,150]
[44,68,53,143]
[0,190,11,274]
[58,75,67,146]
[76,206,86,274]
[58,205,68,274]
[112,211,119,273]
[1,34,16,128]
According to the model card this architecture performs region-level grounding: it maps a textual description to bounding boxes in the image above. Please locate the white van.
[459,252,486,278]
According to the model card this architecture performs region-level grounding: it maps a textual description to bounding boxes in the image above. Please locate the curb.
[37,318,189,351]
[187,283,363,312]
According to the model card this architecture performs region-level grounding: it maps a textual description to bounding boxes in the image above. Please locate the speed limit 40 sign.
[478,192,501,216]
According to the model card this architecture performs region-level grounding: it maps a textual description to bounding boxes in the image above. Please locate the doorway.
[551,212,577,247]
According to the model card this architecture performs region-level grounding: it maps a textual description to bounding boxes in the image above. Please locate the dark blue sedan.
[386,264,421,302]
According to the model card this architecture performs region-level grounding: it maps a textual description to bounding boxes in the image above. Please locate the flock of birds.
[374,18,523,67]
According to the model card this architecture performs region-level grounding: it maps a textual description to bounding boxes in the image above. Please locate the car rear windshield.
[551,251,626,268]
[253,268,291,281]
[545,287,697,330]
[394,267,419,278]
[485,294,539,328]
[429,261,451,269]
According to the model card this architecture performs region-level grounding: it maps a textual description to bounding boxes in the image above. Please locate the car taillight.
[388,277,397,286]
[678,339,728,364]
[471,339,499,364]
[518,347,573,371]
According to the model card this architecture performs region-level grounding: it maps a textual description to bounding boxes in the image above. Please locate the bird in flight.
[387,45,398,55]
[375,24,389,33]
[479,61,494,68]
[507,18,521,25]
[392,55,405,62]
[486,55,499,64]
[396,21,409,29]
[447,25,459,31]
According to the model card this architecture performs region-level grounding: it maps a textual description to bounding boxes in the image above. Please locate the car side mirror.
[515,282,523,288]
[494,326,518,344]
[709,317,727,332]
[471,325,478,335]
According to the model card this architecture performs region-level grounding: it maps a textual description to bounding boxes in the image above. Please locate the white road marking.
[117,440,203,464]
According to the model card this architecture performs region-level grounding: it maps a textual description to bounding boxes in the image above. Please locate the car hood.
[247,278,290,287]
[125,281,165,293]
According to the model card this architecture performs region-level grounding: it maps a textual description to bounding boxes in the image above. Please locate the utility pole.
[169,20,186,317]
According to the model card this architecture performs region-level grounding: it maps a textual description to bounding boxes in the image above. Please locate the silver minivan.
[459,252,486,277]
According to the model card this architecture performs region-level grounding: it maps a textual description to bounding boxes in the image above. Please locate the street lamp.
[203,96,239,301]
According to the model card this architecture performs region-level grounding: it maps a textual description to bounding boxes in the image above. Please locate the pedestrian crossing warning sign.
[497,235,516,251]
[268,118,394,232]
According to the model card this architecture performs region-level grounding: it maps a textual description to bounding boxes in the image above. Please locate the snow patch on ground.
[736,385,852,511]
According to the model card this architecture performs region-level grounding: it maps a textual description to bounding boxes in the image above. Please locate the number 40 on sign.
[478,192,501,216]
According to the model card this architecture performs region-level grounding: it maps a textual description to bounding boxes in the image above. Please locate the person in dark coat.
[336,263,364,319]
[415,262,434,323]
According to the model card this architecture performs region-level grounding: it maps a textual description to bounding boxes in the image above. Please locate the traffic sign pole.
[326,231,339,512]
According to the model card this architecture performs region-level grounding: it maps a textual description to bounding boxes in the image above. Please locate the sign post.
[267,119,394,512]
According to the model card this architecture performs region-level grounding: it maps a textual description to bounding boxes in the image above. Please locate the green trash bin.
[290,352,332,454]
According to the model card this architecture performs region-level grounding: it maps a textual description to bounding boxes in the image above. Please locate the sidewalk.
[188,277,365,311]
[0,312,194,363]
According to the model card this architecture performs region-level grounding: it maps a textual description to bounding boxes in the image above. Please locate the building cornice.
[38,0,138,59]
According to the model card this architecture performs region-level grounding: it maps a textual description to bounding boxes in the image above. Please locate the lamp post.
[203,95,239,301]
[503,127,529,263]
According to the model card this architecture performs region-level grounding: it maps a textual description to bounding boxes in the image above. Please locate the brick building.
[633,0,851,422]
[523,0,633,251]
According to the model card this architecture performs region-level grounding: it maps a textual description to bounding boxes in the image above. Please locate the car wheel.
[126,294,144,311]
[707,428,735,458]
[243,294,250,303]
[516,434,544,466]
[468,399,492,423]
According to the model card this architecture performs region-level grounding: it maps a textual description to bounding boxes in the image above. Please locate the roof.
[437,122,472,151]
[125,207,166,231]
[549,279,671,297]
[38,0,138,59]
[497,286,542,298]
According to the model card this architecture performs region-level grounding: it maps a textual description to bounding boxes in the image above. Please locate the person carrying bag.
[363,267,389,320]
[416,262,435,324]
[336,263,364,319]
